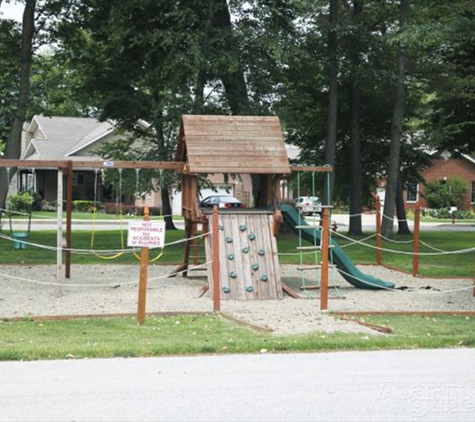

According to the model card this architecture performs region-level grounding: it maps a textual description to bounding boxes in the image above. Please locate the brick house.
[404,149,475,211]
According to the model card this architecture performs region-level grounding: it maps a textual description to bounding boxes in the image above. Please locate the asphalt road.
[1,349,474,421]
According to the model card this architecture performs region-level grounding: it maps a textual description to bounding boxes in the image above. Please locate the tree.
[0,0,36,210]
[381,0,410,238]
[323,0,339,207]
[48,0,208,229]
[0,18,21,152]
[346,0,364,235]
[428,1,475,153]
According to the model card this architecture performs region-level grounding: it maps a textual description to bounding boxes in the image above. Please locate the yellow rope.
[90,205,125,260]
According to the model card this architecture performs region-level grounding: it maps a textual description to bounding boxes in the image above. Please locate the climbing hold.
[251,263,259,271]
[242,246,249,254]
[239,224,247,231]
[218,225,224,231]
[227,253,234,261]
[223,286,231,293]
[260,275,268,282]
[258,249,265,256]
[226,237,233,243]
[248,232,256,241]
[229,271,237,279]
[246,286,254,292]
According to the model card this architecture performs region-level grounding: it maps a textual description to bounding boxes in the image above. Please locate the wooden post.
[65,161,73,278]
[320,207,329,311]
[192,222,199,265]
[473,254,475,297]
[412,202,420,277]
[56,168,64,297]
[137,206,150,325]
[212,205,220,312]
[375,196,382,265]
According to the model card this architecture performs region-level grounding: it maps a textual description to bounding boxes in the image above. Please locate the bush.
[423,177,468,209]
[103,205,162,216]
[30,192,43,211]
[41,201,57,212]
[420,208,475,220]
[7,191,34,213]
[72,200,95,212]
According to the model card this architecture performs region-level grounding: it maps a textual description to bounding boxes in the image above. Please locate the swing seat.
[12,232,29,250]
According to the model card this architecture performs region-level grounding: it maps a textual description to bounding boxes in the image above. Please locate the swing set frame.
[0,159,184,279]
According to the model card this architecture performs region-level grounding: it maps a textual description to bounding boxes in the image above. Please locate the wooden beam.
[0,159,185,170]
[291,166,333,173]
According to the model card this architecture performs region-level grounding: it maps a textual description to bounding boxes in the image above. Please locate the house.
[18,115,144,204]
[15,115,299,214]
[404,149,475,211]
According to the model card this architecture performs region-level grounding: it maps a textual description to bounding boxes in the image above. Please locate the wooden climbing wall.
[205,211,283,300]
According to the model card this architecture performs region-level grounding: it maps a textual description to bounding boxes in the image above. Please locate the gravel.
[0,264,474,335]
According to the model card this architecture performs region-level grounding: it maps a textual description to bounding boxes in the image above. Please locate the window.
[471,181,475,203]
[406,181,418,202]
[72,172,85,186]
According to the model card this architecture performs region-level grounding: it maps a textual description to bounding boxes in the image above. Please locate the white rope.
[0,231,209,255]
[339,233,377,248]
[336,267,475,295]
[0,260,213,288]
[419,240,449,253]
[379,234,415,244]
[333,231,475,256]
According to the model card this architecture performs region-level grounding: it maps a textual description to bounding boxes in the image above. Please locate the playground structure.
[1,110,475,322]
[0,114,398,308]
[173,115,339,301]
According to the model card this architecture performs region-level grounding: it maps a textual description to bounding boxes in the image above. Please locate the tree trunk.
[193,0,215,114]
[213,0,250,115]
[348,0,364,235]
[151,91,176,230]
[396,173,411,234]
[323,0,338,207]
[381,0,410,238]
[0,0,36,210]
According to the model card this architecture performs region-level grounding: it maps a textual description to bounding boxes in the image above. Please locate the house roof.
[428,149,475,166]
[22,115,115,161]
[176,115,292,174]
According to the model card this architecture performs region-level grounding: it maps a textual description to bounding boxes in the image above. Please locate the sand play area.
[0,264,474,335]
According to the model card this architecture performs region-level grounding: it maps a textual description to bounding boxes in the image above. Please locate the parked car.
[295,196,321,216]
[200,195,244,209]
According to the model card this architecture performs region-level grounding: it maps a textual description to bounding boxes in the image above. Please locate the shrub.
[72,200,95,212]
[422,177,468,209]
[420,208,475,220]
[7,191,34,213]
[41,201,57,212]
[30,192,43,211]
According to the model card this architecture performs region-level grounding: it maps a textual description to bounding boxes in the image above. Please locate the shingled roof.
[21,115,115,161]
[176,115,292,174]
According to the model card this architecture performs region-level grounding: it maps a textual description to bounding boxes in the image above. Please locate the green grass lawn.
[1,227,474,278]
[0,313,473,361]
[1,223,474,361]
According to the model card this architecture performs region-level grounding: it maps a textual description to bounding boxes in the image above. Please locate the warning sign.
[127,221,166,248]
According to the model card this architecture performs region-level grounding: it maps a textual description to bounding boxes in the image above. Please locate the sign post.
[127,207,165,325]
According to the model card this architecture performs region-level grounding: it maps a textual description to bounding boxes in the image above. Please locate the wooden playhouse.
[175,115,294,300]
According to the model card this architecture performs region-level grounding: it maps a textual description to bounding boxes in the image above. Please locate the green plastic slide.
[280,205,395,290]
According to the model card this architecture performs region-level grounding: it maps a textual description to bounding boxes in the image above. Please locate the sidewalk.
[5,214,475,232]
[328,213,475,232]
